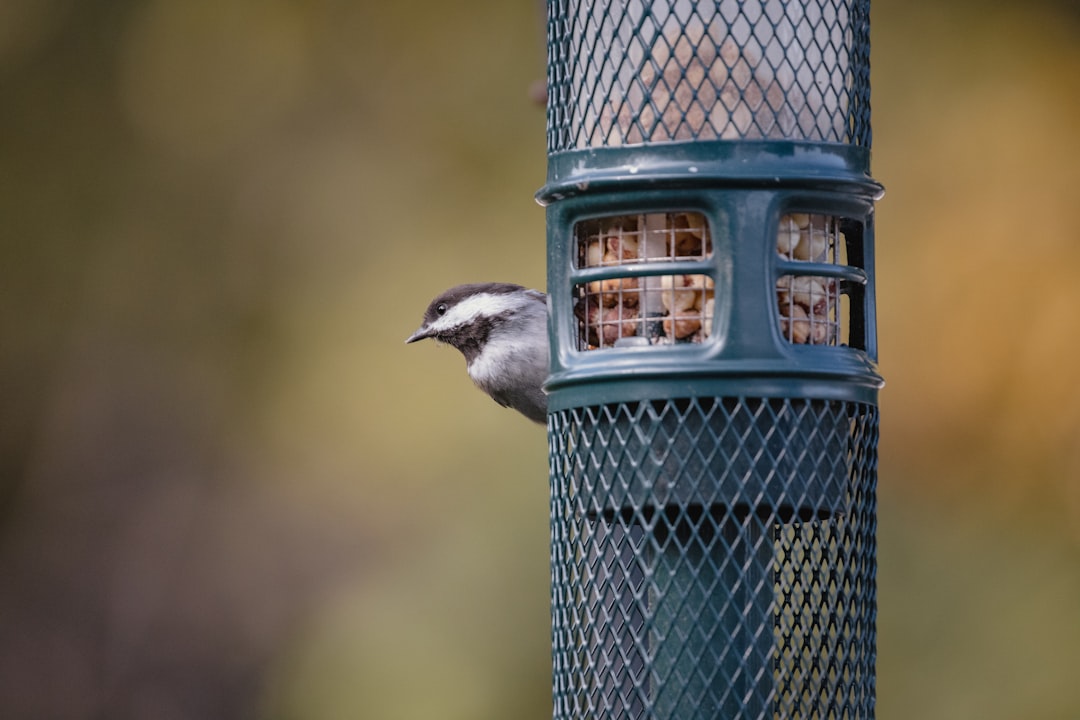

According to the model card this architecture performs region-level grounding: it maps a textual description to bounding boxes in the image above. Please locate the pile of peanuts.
[577,212,845,348]
[578,227,641,347]
[598,33,799,145]
[776,214,842,345]
[577,213,714,348]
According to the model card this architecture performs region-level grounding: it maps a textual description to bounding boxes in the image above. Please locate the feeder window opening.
[573,212,715,350]
[775,213,862,347]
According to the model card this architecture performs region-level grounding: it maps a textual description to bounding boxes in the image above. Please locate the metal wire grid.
[549,397,878,719]
[574,212,714,349]
[775,213,851,346]
[575,213,713,268]
[546,0,872,151]
[571,211,864,350]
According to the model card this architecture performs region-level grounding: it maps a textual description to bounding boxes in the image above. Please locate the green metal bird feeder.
[539,1,883,718]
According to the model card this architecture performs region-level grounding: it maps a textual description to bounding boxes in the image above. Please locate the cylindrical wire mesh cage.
[549,398,878,718]
[541,1,882,718]
[546,0,871,152]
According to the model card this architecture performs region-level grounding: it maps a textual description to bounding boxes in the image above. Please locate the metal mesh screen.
[546,0,871,151]
[549,397,877,719]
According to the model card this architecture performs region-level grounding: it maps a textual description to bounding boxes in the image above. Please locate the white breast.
[466,300,550,421]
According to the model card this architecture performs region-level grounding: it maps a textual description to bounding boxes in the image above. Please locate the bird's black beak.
[405,326,434,344]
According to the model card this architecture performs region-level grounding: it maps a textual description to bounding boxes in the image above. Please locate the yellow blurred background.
[1,0,1078,717]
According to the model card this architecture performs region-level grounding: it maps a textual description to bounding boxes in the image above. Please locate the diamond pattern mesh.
[549,397,877,719]
[546,0,871,151]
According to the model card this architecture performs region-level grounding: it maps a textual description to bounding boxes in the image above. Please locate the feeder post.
[542,1,883,718]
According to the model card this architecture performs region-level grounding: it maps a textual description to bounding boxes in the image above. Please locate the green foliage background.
[1,1,1078,717]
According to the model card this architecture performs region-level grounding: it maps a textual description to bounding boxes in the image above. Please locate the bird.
[406,282,550,424]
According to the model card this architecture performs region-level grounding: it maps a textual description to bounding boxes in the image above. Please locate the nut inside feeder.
[574,212,714,350]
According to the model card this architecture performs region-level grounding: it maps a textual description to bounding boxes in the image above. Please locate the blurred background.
[2,0,1078,717]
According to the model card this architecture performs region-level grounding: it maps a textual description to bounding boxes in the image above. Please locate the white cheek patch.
[426,293,519,334]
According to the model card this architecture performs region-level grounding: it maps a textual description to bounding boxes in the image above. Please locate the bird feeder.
[539,1,883,718]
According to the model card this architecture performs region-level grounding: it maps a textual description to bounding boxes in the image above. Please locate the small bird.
[406,282,549,423]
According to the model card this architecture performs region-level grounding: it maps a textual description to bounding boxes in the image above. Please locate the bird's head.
[405,282,547,363]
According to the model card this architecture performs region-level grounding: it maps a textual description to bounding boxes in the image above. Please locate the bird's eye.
[436,303,449,316]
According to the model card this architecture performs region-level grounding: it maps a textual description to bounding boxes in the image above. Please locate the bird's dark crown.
[420,282,532,326]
